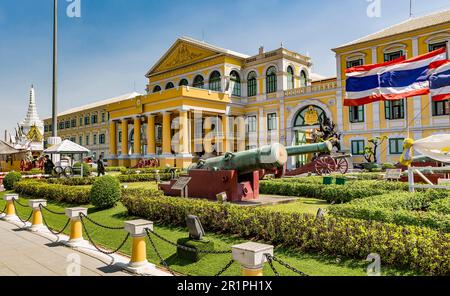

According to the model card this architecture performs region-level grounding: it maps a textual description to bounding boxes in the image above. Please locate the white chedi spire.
[20,85,44,135]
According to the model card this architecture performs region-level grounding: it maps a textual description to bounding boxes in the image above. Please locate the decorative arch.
[193,75,205,89]
[266,66,277,94]
[209,71,222,91]
[300,70,308,87]
[165,82,175,90]
[153,85,162,93]
[293,105,327,127]
[287,66,294,90]
[247,71,257,97]
[230,70,241,97]
[179,78,189,87]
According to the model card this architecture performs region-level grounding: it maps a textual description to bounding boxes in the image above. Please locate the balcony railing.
[284,81,337,97]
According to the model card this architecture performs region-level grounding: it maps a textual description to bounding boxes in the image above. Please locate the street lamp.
[48,0,61,148]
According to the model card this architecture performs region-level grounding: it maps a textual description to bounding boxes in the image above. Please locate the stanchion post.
[232,242,273,276]
[124,219,154,273]
[28,199,47,232]
[2,194,19,221]
[65,207,88,247]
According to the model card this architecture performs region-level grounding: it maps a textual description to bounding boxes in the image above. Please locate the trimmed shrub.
[4,171,22,190]
[90,175,121,209]
[121,189,450,275]
[105,166,126,172]
[21,169,44,176]
[120,167,181,175]
[14,180,90,204]
[47,177,97,186]
[73,162,91,177]
[117,173,173,183]
[328,191,450,232]
[430,198,450,215]
[260,179,409,203]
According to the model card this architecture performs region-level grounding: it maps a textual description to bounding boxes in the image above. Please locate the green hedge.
[121,189,450,275]
[117,173,173,183]
[105,166,126,172]
[260,180,409,203]
[329,191,450,232]
[120,167,181,175]
[14,181,91,204]
[47,177,97,186]
[43,173,174,186]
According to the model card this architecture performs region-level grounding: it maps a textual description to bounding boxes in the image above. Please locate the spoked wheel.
[336,158,349,174]
[54,166,64,177]
[64,166,74,178]
[314,156,337,175]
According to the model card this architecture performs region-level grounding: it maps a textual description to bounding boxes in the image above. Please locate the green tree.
[363,136,388,163]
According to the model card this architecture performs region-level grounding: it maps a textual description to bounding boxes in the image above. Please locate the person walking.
[44,155,55,175]
[97,155,106,177]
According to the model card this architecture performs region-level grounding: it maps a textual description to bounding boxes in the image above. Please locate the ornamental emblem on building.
[304,106,319,126]
[164,44,203,69]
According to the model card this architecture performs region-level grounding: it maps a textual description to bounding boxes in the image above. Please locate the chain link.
[145,228,177,276]
[265,254,308,276]
[265,254,279,276]
[147,229,232,254]
[12,200,33,223]
[0,204,6,214]
[79,213,124,230]
[40,204,66,215]
[80,215,130,255]
[215,259,235,276]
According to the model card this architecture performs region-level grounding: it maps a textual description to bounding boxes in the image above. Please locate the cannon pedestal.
[159,169,260,202]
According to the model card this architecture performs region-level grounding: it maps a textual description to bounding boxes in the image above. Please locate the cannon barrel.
[286,141,332,156]
[193,143,288,176]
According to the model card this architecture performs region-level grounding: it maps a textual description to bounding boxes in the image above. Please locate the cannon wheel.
[54,166,64,177]
[336,157,349,174]
[314,156,337,175]
[64,166,74,178]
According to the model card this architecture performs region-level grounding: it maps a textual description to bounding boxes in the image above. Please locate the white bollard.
[232,242,273,276]
[64,208,88,247]
[2,194,19,221]
[124,219,154,274]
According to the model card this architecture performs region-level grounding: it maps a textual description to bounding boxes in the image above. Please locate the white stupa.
[20,85,44,135]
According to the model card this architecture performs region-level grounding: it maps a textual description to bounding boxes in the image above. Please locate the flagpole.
[52,0,58,138]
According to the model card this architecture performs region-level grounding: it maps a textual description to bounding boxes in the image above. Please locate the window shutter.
[349,107,354,122]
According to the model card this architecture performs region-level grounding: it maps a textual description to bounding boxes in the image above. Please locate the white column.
[336,53,344,132]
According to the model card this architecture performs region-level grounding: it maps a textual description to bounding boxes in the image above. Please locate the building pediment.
[147,39,222,77]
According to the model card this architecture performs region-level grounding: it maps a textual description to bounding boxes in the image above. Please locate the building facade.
[43,93,140,160]
[44,9,450,169]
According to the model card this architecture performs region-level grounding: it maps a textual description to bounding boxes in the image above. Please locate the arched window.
[247,71,257,97]
[153,85,162,93]
[179,79,189,87]
[230,70,241,97]
[300,70,308,87]
[193,75,205,89]
[209,71,222,91]
[266,66,277,94]
[165,82,174,90]
[287,66,294,89]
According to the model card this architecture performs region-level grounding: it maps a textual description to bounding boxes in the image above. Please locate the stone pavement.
[0,220,133,276]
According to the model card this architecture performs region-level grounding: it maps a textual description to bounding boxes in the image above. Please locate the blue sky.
[1,0,450,133]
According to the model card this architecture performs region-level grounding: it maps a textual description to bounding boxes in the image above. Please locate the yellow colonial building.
[44,9,450,169]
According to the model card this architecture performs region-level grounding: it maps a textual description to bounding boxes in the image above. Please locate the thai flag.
[429,60,450,101]
[345,47,447,106]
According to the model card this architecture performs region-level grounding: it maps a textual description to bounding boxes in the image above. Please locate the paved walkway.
[0,221,130,276]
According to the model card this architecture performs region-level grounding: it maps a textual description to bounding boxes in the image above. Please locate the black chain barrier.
[39,204,71,235]
[12,199,33,224]
[1,204,6,214]
[40,204,66,216]
[215,259,235,276]
[265,254,280,276]
[145,228,177,276]
[147,228,232,254]
[80,213,124,230]
[264,254,309,276]
[80,214,130,255]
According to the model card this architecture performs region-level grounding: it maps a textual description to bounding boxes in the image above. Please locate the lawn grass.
[0,191,419,276]
[263,197,329,215]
